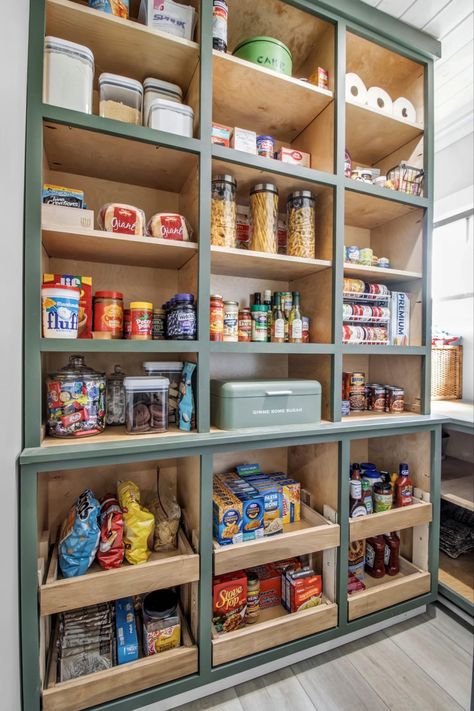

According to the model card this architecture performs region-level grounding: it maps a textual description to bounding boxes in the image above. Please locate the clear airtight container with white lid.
[43,36,94,114]
[98,73,143,125]
[124,376,169,434]
[148,98,194,137]
[143,77,183,126]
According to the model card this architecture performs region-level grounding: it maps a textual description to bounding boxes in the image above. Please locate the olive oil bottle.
[288,291,303,343]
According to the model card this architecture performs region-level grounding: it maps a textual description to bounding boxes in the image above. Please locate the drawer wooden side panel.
[349,500,432,542]
[348,568,431,621]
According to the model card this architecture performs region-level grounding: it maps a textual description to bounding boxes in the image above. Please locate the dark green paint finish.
[438,585,474,618]
[344,178,429,210]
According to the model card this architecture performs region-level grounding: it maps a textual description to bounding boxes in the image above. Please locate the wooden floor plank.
[428,605,474,655]
[179,687,244,711]
[292,647,389,711]
[384,615,473,709]
[236,668,316,711]
[342,629,465,711]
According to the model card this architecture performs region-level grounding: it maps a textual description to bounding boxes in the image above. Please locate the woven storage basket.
[431,345,463,400]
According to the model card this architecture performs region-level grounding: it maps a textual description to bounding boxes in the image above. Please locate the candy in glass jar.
[106,364,126,426]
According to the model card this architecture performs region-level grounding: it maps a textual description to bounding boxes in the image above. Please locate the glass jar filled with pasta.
[250,183,279,254]
[211,174,237,247]
[287,190,316,258]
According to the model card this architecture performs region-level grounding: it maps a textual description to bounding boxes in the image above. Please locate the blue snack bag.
[58,489,101,578]
[178,362,196,431]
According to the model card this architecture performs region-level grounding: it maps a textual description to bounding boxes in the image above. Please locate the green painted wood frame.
[21,0,440,709]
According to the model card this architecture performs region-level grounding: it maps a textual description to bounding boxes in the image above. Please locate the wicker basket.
[431,346,463,400]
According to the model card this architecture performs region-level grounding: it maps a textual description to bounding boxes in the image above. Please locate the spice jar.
[93,291,123,338]
[46,355,106,438]
[251,305,268,342]
[130,301,153,340]
[152,308,166,340]
[124,376,169,434]
[211,175,237,247]
[223,300,239,342]
[287,190,316,259]
[167,294,196,340]
[238,307,252,341]
[106,364,126,426]
[210,294,224,341]
[245,572,260,624]
[98,72,143,125]
[373,481,393,513]
[142,589,181,656]
[250,183,279,254]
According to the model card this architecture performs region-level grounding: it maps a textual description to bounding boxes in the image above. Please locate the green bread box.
[233,36,293,77]
[211,379,321,430]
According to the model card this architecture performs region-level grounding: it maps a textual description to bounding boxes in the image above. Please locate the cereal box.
[213,571,247,633]
[43,273,92,338]
[213,487,243,545]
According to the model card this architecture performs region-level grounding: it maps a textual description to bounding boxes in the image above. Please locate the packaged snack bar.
[58,490,101,578]
[178,361,196,431]
[117,480,155,565]
[97,495,124,570]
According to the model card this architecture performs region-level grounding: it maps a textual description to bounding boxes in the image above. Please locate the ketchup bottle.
[365,535,385,578]
[384,532,400,576]
[396,463,413,507]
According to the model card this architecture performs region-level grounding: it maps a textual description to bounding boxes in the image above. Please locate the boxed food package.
[213,571,247,633]
[236,205,250,249]
[247,563,281,608]
[213,487,243,545]
[277,147,311,168]
[231,127,257,154]
[42,183,84,208]
[245,480,283,536]
[268,474,301,524]
[289,573,322,612]
[42,204,94,230]
[309,66,329,89]
[115,597,139,665]
[277,213,287,254]
[138,0,197,40]
[390,291,410,346]
[348,538,366,582]
[215,474,265,542]
[211,121,232,147]
[43,274,92,338]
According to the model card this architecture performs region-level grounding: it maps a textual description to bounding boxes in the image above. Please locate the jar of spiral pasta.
[211,174,237,247]
[287,190,316,258]
[250,183,279,253]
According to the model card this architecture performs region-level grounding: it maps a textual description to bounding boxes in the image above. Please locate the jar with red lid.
[130,301,153,340]
[238,308,251,341]
[210,294,224,341]
[93,291,123,338]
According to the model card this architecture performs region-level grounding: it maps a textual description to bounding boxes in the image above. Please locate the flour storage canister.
[143,78,183,126]
[210,378,322,430]
[43,37,94,114]
[148,99,194,137]
[99,73,143,125]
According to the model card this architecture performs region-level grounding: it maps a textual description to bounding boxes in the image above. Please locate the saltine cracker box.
[210,379,322,430]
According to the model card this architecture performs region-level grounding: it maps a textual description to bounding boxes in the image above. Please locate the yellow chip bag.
[117,480,155,565]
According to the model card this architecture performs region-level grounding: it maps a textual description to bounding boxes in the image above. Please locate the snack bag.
[178,361,196,431]
[147,468,181,552]
[117,481,155,565]
[58,490,101,578]
[97,495,125,570]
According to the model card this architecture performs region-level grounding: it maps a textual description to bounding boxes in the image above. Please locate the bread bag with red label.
[98,203,145,235]
[147,213,192,241]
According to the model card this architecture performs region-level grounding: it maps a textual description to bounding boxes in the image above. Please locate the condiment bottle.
[351,463,362,480]
[212,0,228,53]
[365,535,385,578]
[245,571,260,624]
[383,532,400,576]
[361,479,373,514]
[350,478,368,518]
[209,294,224,342]
[288,291,303,343]
[264,289,273,340]
[395,463,413,507]
[271,292,285,343]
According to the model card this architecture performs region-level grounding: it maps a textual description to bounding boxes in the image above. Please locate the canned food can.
[378,257,390,268]
[359,247,373,265]
[257,135,275,159]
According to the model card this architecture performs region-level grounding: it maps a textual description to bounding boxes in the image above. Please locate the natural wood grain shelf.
[344,264,422,283]
[40,530,199,616]
[213,504,339,575]
[42,615,198,711]
[345,188,423,230]
[349,498,432,542]
[45,0,200,91]
[348,557,430,621]
[439,551,474,605]
[441,457,474,512]
[342,411,422,423]
[42,225,198,270]
[346,100,424,166]
[212,598,337,666]
[41,425,197,447]
[213,50,333,143]
[211,245,331,280]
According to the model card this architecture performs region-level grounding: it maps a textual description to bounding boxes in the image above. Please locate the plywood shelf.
[441,457,474,512]
[212,598,337,666]
[41,425,197,448]
[40,530,199,616]
[348,557,430,621]
[42,615,197,711]
[345,186,424,230]
[211,245,331,280]
[344,263,422,283]
[213,50,333,143]
[346,100,424,166]
[45,0,200,91]
[439,550,474,605]
[349,498,432,542]
[42,225,198,270]
[214,504,339,575]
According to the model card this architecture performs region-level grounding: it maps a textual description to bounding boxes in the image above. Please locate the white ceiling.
[361,0,474,150]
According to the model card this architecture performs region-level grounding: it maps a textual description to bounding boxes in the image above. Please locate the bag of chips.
[117,480,155,565]
[97,495,125,570]
[58,490,101,578]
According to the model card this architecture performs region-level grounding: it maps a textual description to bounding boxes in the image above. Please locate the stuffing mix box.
[210,379,321,430]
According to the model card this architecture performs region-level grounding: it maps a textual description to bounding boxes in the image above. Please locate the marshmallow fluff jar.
[43,36,94,113]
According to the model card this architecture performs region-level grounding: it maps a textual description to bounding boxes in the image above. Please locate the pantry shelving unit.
[20,1,446,710]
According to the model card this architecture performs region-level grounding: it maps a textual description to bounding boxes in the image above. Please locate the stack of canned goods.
[343,372,405,414]
[344,245,391,269]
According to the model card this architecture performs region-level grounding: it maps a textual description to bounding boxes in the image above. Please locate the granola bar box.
[212,571,247,633]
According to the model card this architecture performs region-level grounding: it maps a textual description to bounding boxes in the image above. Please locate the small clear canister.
[287,190,316,258]
[250,183,279,254]
[211,175,237,247]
